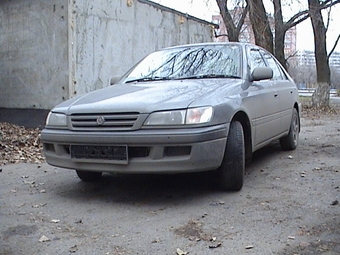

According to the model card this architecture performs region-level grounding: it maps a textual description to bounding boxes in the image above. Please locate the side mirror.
[250,67,273,82]
[110,76,121,85]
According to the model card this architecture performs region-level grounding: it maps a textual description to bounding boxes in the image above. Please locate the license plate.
[71,145,128,162]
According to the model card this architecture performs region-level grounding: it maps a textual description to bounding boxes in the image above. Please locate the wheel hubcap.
[292,114,299,145]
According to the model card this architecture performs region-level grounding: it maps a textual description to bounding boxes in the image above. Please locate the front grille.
[70,112,140,131]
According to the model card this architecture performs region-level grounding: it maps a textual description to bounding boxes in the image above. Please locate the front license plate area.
[71,145,128,163]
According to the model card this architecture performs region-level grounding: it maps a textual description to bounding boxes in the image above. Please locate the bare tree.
[216,0,339,73]
[250,0,313,68]
[272,0,286,67]
[272,0,310,69]
[215,0,340,107]
[216,0,310,67]
[215,0,249,42]
[308,0,340,107]
[247,0,274,53]
[308,0,330,107]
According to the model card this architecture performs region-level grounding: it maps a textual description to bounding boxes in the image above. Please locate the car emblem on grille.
[96,116,105,125]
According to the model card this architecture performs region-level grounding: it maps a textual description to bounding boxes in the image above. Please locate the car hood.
[53,79,242,114]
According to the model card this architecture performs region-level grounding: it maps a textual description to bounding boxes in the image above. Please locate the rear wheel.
[76,170,102,182]
[218,121,245,191]
[280,108,299,150]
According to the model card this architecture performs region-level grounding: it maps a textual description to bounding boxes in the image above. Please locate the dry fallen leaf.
[69,245,78,253]
[0,122,45,166]
[151,237,161,243]
[299,241,311,247]
[39,235,50,242]
[23,180,35,185]
[209,243,222,249]
[176,248,188,255]
[331,200,339,206]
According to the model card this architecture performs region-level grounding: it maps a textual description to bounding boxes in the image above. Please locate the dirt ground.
[0,105,339,255]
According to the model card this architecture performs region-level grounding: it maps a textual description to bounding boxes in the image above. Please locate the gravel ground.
[0,106,339,255]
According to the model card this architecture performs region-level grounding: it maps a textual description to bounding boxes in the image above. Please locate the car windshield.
[124,44,242,83]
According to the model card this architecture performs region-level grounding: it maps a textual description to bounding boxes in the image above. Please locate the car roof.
[162,42,258,50]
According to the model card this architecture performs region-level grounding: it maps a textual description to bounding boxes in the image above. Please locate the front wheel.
[218,121,245,191]
[280,108,300,150]
[76,170,102,182]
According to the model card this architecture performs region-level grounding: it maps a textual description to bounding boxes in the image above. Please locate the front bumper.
[41,124,229,173]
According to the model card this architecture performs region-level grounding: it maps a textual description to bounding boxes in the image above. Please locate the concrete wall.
[0,0,69,109]
[71,0,215,98]
[0,0,215,109]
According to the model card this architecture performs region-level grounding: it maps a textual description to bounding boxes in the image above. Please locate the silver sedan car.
[41,42,301,191]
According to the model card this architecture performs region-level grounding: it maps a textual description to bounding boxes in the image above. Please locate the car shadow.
[248,141,283,167]
[50,141,285,205]
[52,170,223,206]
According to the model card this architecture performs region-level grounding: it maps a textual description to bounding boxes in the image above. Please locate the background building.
[288,50,340,89]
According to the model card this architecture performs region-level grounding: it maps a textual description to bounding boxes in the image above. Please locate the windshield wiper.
[178,74,241,80]
[125,76,172,83]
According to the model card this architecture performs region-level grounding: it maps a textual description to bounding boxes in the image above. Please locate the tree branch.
[328,33,340,58]
[236,3,249,31]
[320,0,340,9]
[286,0,340,29]
[286,10,309,29]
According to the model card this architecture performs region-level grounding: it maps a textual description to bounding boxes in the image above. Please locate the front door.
[245,47,281,149]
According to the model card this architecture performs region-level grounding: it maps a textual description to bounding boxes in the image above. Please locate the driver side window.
[248,48,267,75]
[260,50,287,80]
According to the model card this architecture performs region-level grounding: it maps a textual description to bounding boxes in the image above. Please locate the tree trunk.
[247,0,274,53]
[308,0,331,108]
[216,0,248,42]
[273,0,287,69]
[312,82,330,108]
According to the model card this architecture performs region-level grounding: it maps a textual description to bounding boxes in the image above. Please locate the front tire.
[280,108,299,150]
[218,121,245,191]
[76,170,102,182]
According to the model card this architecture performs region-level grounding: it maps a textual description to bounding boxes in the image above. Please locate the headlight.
[186,106,213,124]
[144,110,186,125]
[46,112,67,127]
[144,106,213,126]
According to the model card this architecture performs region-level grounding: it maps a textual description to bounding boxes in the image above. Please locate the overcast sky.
[155,0,340,52]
